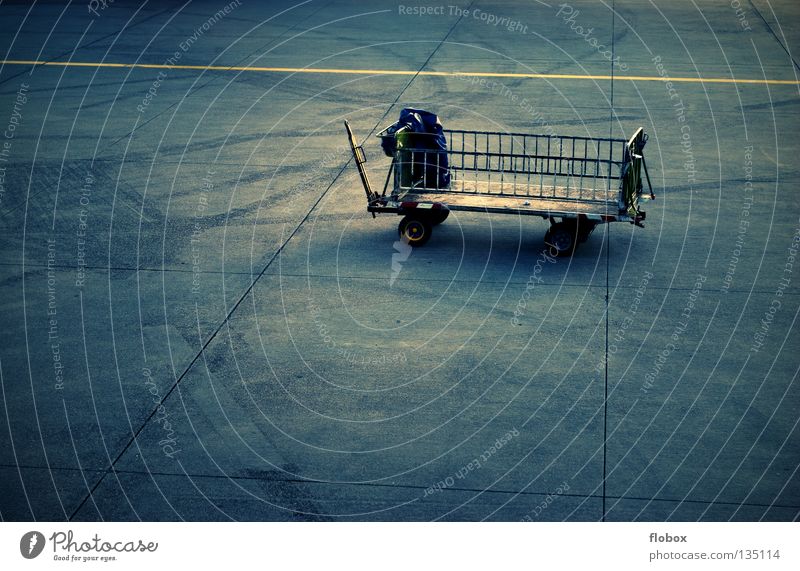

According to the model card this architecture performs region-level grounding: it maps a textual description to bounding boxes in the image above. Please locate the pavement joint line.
[601,0,616,523]
[747,0,800,73]
[64,160,356,519]
[64,7,476,521]
[3,463,798,512]
[2,59,799,86]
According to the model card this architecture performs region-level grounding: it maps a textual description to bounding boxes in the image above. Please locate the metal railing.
[393,130,631,205]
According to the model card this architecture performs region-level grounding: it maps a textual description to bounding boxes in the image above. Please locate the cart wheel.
[545,222,578,257]
[429,209,449,225]
[398,216,432,247]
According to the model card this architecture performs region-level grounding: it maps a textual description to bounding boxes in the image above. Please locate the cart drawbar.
[344,109,654,256]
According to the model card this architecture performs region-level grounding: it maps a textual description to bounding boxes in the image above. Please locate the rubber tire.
[429,209,450,226]
[545,221,578,257]
[398,216,433,247]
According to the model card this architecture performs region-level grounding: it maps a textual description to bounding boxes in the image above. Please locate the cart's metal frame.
[344,120,654,255]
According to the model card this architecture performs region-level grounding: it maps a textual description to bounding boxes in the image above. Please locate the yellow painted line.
[2,59,799,86]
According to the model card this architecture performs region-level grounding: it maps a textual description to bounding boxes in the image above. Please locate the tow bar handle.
[344,120,377,216]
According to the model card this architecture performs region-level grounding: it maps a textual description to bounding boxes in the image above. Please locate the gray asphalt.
[0,0,798,521]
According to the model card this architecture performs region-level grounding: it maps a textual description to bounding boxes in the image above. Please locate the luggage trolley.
[344,118,654,256]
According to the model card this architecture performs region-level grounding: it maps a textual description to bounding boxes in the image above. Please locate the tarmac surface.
[0,0,798,521]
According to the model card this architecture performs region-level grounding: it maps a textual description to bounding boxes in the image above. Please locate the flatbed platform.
[448,179,618,202]
[394,190,620,218]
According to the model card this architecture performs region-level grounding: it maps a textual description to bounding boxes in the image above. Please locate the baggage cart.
[344,118,654,256]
